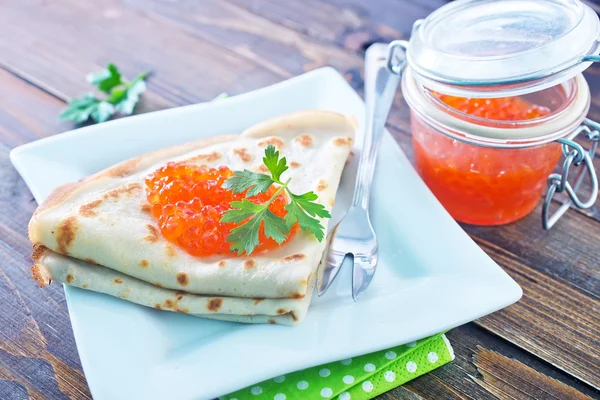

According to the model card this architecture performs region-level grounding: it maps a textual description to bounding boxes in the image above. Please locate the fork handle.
[352,44,402,209]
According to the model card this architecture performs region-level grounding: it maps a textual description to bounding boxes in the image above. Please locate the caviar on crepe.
[145,163,297,257]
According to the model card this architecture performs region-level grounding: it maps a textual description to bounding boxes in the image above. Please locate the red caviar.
[412,94,561,225]
[145,163,297,256]
[437,94,551,120]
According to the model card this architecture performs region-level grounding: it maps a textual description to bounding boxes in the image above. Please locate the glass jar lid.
[407,0,600,98]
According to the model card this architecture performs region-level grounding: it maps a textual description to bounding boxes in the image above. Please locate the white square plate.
[11,67,522,400]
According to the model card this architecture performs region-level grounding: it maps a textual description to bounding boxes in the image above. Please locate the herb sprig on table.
[59,63,149,124]
[221,145,331,255]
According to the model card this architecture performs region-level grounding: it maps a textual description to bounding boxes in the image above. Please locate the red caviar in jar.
[145,163,297,256]
[412,95,561,225]
[437,94,551,120]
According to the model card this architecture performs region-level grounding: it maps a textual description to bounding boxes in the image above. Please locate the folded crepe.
[29,110,356,325]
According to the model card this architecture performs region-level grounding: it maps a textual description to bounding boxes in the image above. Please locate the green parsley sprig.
[221,145,331,255]
[59,63,149,124]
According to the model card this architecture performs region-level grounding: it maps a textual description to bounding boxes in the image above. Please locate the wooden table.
[1,1,599,399]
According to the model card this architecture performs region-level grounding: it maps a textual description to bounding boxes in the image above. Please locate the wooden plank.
[463,207,600,295]
[0,0,416,139]
[121,0,364,77]
[227,0,404,47]
[0,68,90,399]
[119,0,429,141]
[450,324,600,399]
[474,237,600,390]
[227,0,459,50]
[227,0,447,50]
[0,241,91,400]
[471,348,594,400]
[0,1,283,106]
[0,68,70,148]
[229,0,600,124]
[0,0,413,133]
[393,324,599,399]
[0,153,91,400]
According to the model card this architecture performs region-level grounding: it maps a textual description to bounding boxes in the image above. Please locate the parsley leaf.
[223,201,290,255]
[105,87,128,106]
[59,93,100,123]
[283,192,331,242]
[60,64,149,124]
[115,75,147,115]
[284,200,327,241]
[262,210,291,244]
[220,199,264,224]
[289,191,331,218]
[87,63,122,93]
[90,101,116,123]
[221,170,274,197]
[221,145,331,255]
[226,212,262,256]
[263,145,288,182]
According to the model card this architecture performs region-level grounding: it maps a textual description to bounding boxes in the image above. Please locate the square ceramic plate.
[11,67,522,400]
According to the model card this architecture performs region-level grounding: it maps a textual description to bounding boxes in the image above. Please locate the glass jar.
[402,71,590,225]
[386,0,600,228]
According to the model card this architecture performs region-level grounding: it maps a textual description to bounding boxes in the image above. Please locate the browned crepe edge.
[28,134,240,242]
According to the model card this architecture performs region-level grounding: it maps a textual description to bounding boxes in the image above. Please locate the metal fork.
[318,43,402,300]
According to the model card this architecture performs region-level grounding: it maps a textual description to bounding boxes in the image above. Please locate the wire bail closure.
[542,119,599,229]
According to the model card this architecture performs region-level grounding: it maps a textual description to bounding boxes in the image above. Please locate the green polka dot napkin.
[221,333,454,400]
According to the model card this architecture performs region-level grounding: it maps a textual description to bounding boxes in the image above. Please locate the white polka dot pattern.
[222,334,453,400]
[428,352,439,363]
[384,371,396,382]
[250,386,263,395]
[406,361,418,373]
[297,380,309,390]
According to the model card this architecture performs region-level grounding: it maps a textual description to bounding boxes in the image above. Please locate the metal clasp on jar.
[542,119,599,229]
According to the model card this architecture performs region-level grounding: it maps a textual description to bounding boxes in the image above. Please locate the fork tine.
[352,253,378,301]
[318,250,348,296]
